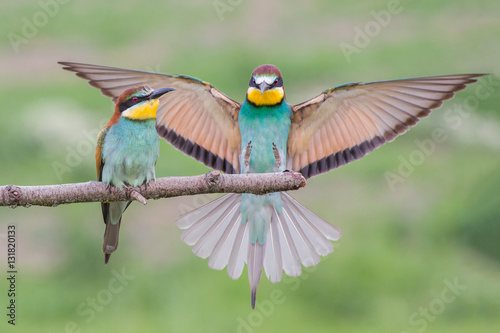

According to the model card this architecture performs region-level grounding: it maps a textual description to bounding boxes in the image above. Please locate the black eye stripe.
[118,94,149,113]
[249,77,258,88]
[248,77,283,88]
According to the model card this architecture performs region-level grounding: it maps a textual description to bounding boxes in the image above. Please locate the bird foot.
[244,141,253,173]
[272,142,281,168]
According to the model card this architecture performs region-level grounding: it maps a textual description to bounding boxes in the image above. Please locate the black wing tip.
[104,253,111,265]
[300,135,386,179]
[157,126,237,174]
[57,61,163,75]
[465,73,489,80]
[58,61,95,72]
[58,62,77,72]
[251,289,257,309]
[356,73,488,90]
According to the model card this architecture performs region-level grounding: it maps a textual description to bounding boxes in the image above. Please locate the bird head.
[116,86,174,120]
[246,64,285,107]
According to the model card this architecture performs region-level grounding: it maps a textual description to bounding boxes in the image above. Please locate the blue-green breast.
[101,118,159,188]
[238,101,291,174]
[238,100,291,244]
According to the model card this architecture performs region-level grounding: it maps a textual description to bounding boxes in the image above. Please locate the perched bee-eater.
[60,61,483,307]
[96,85,174,264]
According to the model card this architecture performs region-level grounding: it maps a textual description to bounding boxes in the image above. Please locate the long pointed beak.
[149,87,175,99]
[259,83,270,95]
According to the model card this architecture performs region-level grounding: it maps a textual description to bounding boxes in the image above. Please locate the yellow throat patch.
[122,99,160,120]
[247,87,284,106]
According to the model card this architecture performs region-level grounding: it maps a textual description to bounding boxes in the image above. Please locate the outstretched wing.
[288,74,485,178]
[59,62,242,174]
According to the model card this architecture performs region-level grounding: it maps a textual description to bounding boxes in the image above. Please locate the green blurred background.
[1,0,500,332]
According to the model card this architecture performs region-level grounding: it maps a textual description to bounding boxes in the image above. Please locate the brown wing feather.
[60,62,242,174]
[289,74,486,179]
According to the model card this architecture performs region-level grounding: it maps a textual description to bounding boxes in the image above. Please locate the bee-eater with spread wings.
[97,86,174,264]
[60,61,483,307]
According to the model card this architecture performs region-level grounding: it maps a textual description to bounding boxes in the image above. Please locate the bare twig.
[0,171,307,208]
[129,189,147,205]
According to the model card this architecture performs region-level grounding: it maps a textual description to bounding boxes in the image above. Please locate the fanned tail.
[176,192,342,308]
[177,194,247,278]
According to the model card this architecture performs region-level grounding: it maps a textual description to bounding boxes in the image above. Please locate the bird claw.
[244,141,253,173]
[272,142,281,168]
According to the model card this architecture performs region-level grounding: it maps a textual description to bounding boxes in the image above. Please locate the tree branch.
[0,171,307,208]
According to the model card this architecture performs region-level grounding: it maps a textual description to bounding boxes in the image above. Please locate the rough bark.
[0,171,306,208]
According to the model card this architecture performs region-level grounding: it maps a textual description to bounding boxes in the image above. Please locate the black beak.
[259,82,270,95]
[149,87,175,99]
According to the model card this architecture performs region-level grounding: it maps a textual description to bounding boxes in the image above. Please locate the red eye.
[132,97,139,102]
[273,78,278,85]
